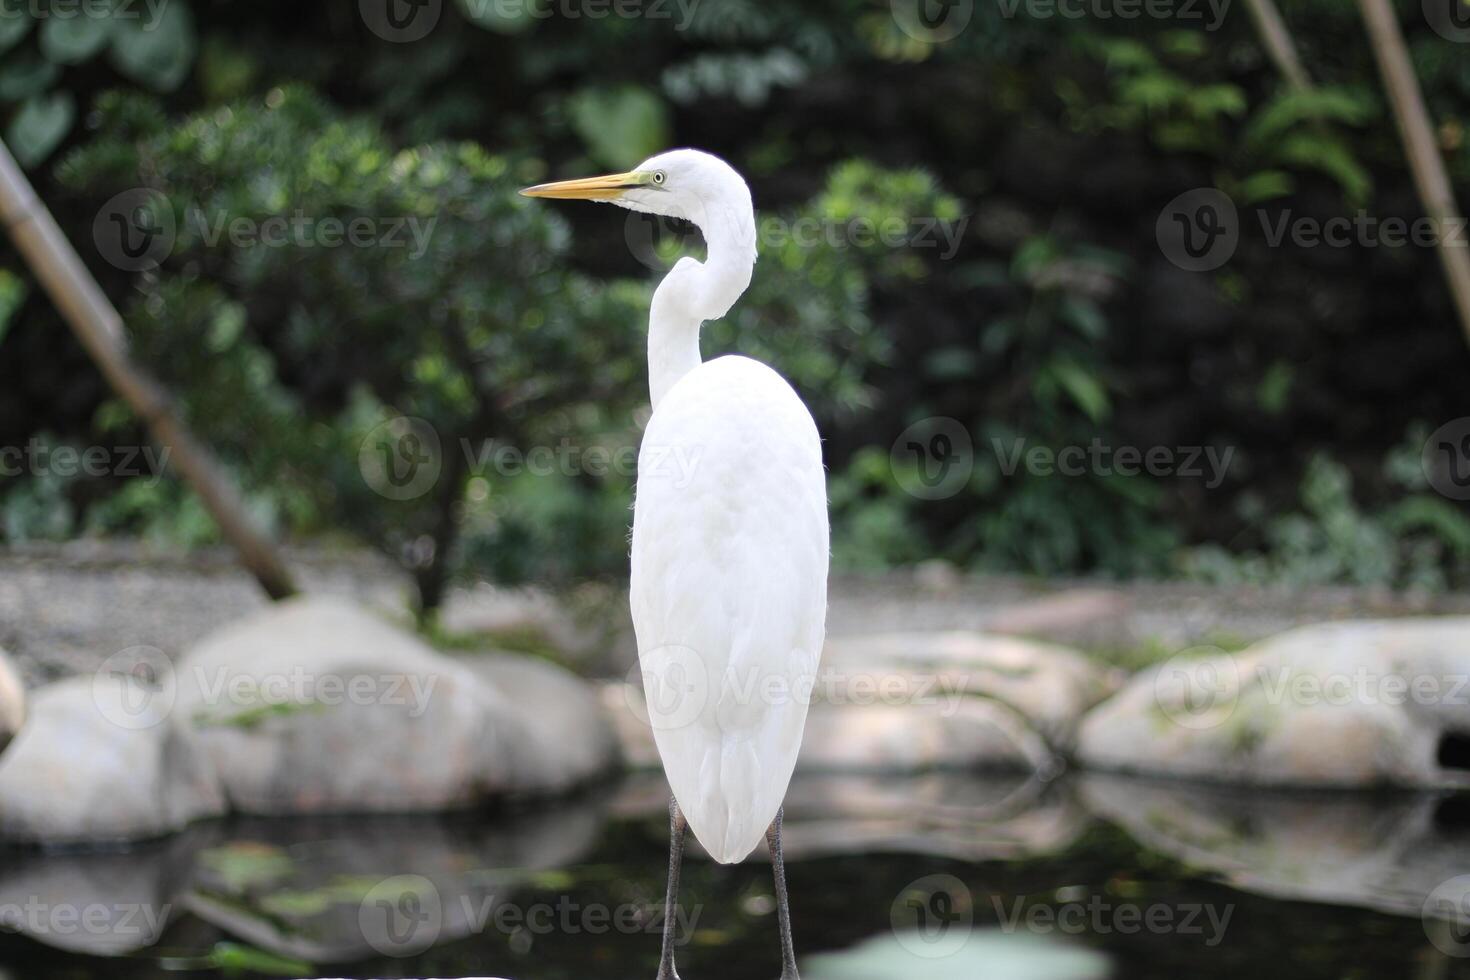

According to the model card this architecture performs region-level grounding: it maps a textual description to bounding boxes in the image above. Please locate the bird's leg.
[656,796,688,980]
[765,807,800,980]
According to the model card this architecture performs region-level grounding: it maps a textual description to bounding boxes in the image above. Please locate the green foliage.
[1185,433,1470,591]
[0,0,197,165]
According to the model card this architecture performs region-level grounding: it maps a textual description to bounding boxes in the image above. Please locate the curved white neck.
[647,202,756,409]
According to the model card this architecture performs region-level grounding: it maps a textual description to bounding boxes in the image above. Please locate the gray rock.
[0,675,225,844]
[460,651,620,794]
[606,632,1114,779]
[174,595,611,815]
[1078,618,1470,788]
[821,631,1118,753]
[797,698,1054,774]
[0,647,24,757]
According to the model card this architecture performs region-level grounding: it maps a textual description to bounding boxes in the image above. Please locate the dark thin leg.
[656,797,687,980]
[766,807,799,980]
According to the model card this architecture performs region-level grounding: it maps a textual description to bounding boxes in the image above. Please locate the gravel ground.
[4,540,1469,686]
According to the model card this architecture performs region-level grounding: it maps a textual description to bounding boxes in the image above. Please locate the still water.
[1,771,1467,979]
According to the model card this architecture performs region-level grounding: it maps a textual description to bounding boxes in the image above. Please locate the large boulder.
[605,631,1115,778]
[0,675,226,844]
[1078,618,1470,788]
[0,646,24,756]
[174,596,615,815]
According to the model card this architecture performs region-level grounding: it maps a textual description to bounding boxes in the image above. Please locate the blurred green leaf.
[0,0,31,52]
[6,91,75,166]
[40,9,113,64]
[567,84,669,169]
[110,0,195,91]
[0,53,59,100]
[456,0,538,34]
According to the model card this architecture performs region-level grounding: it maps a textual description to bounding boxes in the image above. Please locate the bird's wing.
[630,355,829,864]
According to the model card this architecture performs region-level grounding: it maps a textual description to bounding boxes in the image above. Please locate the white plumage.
[630,353,829,863]
[523,147,826,977]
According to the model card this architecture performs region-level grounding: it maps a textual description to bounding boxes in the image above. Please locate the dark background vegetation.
[2,0,1470,609]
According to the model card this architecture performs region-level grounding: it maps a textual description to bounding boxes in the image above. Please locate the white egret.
[523,149,828,980]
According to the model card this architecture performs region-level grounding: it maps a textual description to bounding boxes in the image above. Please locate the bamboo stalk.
[1359,0,1470,349]
[1244,0,1314,93]
[0,138,298,600]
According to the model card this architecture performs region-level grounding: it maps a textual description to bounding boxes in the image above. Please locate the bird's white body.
[631,354,829,864]
[522,146,830,910]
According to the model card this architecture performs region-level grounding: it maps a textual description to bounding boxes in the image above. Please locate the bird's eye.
[652,171,666,185]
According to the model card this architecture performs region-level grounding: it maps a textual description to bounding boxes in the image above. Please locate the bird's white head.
[520,148,759,406]
[520,148,756,263]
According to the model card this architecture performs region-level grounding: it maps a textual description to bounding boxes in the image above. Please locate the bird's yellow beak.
[520,170,647,200]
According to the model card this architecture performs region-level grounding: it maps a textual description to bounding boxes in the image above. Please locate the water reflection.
[1080,773,1470,924]
[0,771,1467,972]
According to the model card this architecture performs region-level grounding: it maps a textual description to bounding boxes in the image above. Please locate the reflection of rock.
[609,771,1091,863]
[1079,619,1470,788]
[175,596,614,815]
[0,676,225,845]
[183,805,605,964]
[0,648,24,758]
[607,632,1115,778]
[0,827,218,955]
[804,930,1111,980]
[1081,772,1470,922]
